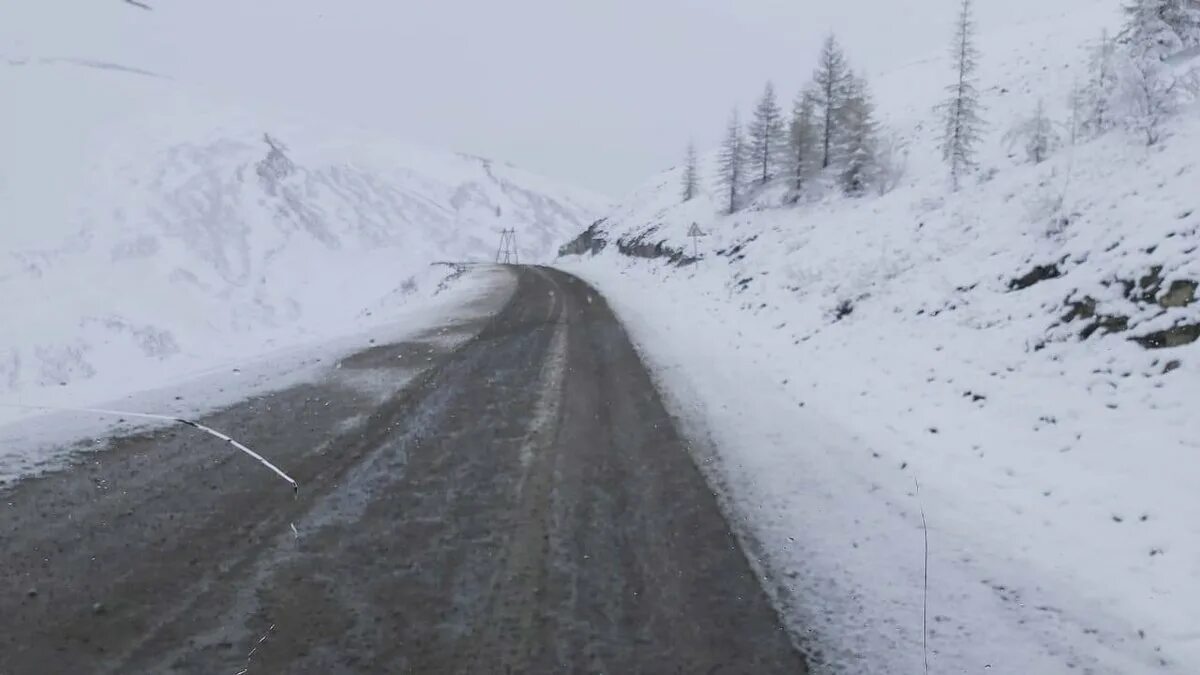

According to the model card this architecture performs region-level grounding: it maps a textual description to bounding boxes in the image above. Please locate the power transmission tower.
[495,229,519,264]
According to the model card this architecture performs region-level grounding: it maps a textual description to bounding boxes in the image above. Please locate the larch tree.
[716,109,749,214]
[747,81,788,186]
[1004,99,1061,164]
[1117,55,1179,144]
[1117,0,1195,144]
[1121,0,1200,60]
[788,89,820,193]
[811,35,853,170]
[937,0,986,191]
[838,74,880,196]
[1073,30,1119,139]
[682,141,700,202]
[1163,0,1200,48]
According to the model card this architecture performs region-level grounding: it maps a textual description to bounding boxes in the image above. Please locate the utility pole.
[495,228,519,264]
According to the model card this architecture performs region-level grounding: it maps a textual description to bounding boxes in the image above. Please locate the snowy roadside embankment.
[563,245,1197,673]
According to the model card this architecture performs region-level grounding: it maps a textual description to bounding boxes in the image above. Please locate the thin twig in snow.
[0,403,298,491]
[915,476,930,675]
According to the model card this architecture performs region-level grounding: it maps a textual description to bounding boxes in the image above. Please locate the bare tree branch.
[123,0,153,10]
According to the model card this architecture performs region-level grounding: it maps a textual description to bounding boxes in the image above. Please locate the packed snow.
[560,0,1200,672]
[0,57,602,441]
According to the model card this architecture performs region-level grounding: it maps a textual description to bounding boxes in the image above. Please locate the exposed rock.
[1062,296,1129,340]
[1133,265,1163,304]
[558,220,609,257]
[1131,323,1200,349]
[1080,314,1129,340]
[1010,260,1064,291]
[716,235,759,262]
[616,230,697,266]
[1062,296,1097,322]
[1159,280,1197,308]
[256,133,296,190]
[1062,272,1197,348]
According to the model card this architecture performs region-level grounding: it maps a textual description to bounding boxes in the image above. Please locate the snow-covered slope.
[560,1,1199,673]
[0,59,603,422]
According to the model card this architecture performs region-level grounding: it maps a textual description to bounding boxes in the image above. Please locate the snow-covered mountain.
[560,1,1199,673]
[0,58,604,414]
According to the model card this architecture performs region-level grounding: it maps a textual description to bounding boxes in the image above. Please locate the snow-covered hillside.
[0,59,602,425]
[560,1,1199,673]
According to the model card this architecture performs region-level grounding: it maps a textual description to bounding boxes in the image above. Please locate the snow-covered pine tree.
[1117,0,1192,144]
[716,109,749,214]
[838,74,879,196]
[1117,54,1179,144]
[811,35,853,170]
[1004,99,1061,164]
[788,90,820,193]
[873,132,909,196]
[747,82,787,186]
[682,141,700,202]
[1163,0,1200,49]
[1073,31,1119,139]
[1121,0,1200,60]
[937,0,985,191]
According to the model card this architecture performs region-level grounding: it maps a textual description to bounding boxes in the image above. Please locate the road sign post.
[687,222,707,258]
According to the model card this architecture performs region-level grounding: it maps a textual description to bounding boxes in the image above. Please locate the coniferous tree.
[788,90,820,193]
[838,74,880,196]
[1118,55,1179,144]
[811,35,853,170]
[682,141,700,202]
[937,0,986,190]
[1162,0,1200,48]
[873,132,909,196]
[1004,99,1061,164]
[1073,31,1120,139]
[1121,0,1200,60]
[1118,0,1193,144]
[716,109,749,214]
[747,82,788,186]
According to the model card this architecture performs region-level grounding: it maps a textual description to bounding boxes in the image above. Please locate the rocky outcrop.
[558,220,609,257]
[1060,267,1198,349]
[1159,280,1197,308]
[616,232,697,266]
[1132,323,1200,349]
[558,220,697,266]
[1009,260,1065,291]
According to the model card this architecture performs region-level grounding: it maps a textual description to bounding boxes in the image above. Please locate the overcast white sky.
[4,0,1078,196]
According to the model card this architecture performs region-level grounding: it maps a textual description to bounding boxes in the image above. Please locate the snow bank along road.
[0,266,805,673]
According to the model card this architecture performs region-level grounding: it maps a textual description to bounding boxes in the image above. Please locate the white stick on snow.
[0,403,298,490]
